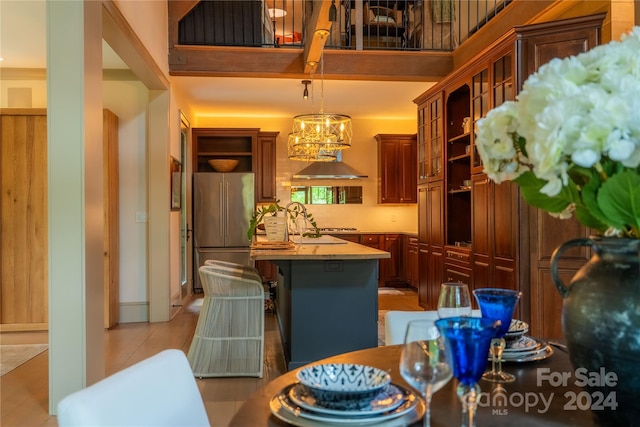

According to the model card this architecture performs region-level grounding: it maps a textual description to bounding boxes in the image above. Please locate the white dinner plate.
[502,344,554,363]
[288,383,406,416]
[270,383,423,426]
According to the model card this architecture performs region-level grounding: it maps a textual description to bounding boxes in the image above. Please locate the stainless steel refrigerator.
[193,172,255,292]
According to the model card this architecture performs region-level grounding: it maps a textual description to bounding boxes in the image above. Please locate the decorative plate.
[270,383,422,426]
[504,336,539,353]
[288,383,406,416]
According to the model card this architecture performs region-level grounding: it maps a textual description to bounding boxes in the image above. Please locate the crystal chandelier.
[289,51,352,161]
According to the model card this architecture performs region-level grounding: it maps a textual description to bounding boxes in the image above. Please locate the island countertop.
[250,236,390,261]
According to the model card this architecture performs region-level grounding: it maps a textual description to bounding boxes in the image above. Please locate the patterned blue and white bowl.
[296,363,391,410]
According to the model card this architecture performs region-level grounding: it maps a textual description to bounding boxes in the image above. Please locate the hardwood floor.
[0,288,421,427]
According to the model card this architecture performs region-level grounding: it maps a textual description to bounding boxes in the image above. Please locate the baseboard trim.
[119,302,149,323]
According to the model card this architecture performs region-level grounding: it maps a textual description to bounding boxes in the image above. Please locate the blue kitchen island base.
[273,258,379,370]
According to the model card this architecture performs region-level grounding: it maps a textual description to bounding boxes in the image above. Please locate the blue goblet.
[473,288,522,383]
[435,317,500,427]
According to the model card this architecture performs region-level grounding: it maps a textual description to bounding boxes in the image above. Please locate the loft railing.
[177,0,513,52]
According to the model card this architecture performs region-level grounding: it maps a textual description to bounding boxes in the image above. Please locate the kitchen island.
[251,236,390,370]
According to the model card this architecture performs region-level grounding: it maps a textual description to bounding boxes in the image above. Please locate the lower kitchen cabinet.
[404,236,418,289]
[360,234,402,287]
[255,260,277,282]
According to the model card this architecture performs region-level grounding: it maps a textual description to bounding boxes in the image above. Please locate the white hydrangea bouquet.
[475,27,640,238]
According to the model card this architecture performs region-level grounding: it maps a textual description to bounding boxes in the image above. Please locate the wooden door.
[103,109,120,329]
[1,109,48,330]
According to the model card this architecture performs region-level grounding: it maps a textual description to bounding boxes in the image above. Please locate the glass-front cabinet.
[417,93,444,184]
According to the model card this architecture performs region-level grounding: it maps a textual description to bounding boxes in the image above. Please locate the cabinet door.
[381,234,402,284]
[378,139,400,203]
[256,132,278,202]
[418,244,430,307]
[427,93,444,182]
[399,140,417,203]
[427,181,445,248]
[376,134,416,204]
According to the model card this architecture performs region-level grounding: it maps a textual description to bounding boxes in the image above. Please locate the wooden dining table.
[229,344,602,426]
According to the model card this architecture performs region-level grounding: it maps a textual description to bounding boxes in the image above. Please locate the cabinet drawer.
[444,264,472,287]
[361,234,382,247]
[445,248,470,266]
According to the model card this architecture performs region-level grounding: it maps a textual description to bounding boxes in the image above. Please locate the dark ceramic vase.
[551,236,640,426]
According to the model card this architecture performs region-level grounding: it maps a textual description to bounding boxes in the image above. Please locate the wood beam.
[169,45,452,82]
[303,0,335,74]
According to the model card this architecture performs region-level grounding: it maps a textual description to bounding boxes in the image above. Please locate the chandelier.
[287,133,338,162]
[289,51,352,161]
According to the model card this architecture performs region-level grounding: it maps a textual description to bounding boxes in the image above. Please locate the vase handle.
[550,238,593,298]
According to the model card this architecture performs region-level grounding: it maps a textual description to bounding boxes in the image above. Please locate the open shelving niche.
[445,84,471,249]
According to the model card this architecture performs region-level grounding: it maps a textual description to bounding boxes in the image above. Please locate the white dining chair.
[56,349,210,427]
[385,310,482,345]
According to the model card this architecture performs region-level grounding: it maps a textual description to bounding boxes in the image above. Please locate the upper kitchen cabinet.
[375,134,417,204]
[415,93,444,185]
[192,128,279,203]
[414,13,604,333]
[256,131,278,203]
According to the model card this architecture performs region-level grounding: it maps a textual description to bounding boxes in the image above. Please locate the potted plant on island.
[247,200,322,241]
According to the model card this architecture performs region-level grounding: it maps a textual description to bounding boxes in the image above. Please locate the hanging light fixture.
[302,80,311,99]
[287,133,338,162]
[290,51,352,160]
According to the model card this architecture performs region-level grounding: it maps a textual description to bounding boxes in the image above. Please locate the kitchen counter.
[251,237,389,370]
[250,237,390,261]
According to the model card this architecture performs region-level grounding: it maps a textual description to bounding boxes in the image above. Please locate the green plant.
[247,200,322,240]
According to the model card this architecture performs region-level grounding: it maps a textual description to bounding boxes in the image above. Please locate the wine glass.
[472,288,522,383]
[437,282,472,318]
[435,317,501,427]
[399,319,453,427]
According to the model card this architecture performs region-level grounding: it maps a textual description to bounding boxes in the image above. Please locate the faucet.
[285,201,309,236]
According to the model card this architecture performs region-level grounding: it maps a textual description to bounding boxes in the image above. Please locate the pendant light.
[289,50,352,160]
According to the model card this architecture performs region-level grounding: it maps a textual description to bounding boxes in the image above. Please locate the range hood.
[293,161,368,179]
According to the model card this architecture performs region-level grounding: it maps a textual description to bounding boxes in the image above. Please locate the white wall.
[103,80,149,306]
[112,0,169,76]
[195,116,419,233]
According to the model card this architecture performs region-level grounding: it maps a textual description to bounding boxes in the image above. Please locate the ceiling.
[0,0,433,120]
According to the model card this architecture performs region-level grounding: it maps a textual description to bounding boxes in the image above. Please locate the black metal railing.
[177,0,513,52]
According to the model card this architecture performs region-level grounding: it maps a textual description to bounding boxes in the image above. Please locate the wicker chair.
[187,264,265,378]
[203,259,262,282]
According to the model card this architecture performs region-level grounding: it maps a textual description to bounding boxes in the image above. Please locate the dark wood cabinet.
[414,13,605,334]
[404,236,418,289]
[375,134,417,204]
[417,94,444,185]
[192,128,278,204]
[359,233,402,287]
[256,131,278,202]
[381,234,402,285]
[417,182,444,308]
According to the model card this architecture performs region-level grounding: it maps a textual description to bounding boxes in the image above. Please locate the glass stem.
[490,337,505,374]
[424,393,431,427]
[458,383,480,427]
